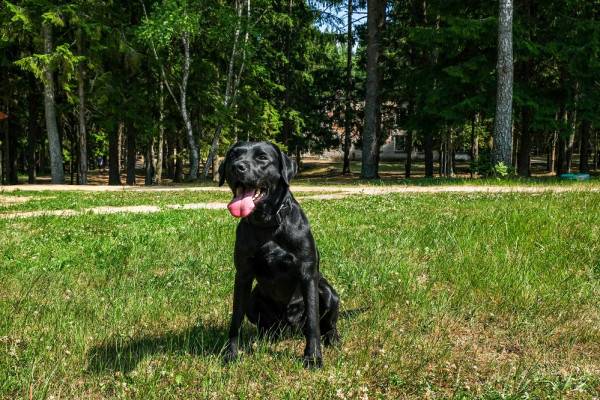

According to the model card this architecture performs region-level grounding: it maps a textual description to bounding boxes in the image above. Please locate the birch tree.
[139,0,201,180]
[203,0,251,179]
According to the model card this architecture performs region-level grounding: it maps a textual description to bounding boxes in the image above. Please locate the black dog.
[219,141,340,369]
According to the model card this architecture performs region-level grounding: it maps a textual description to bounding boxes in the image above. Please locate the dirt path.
[1,183,598,194]
[1,184,598,219]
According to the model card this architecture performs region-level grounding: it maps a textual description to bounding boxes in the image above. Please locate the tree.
[139,0,202,180]
[342,0,353,175]
[361,0,385,179]
[492,0,514,168]
[203,0,251,179]
[76,26,87,184]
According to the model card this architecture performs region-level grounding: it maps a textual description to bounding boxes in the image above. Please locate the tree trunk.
[42,22,65,184]
[470,114,479,177]
[0,131,3,185]
[566,109,576,173]
[166,138,175,179]
[108,122,122,185]
[126,123,136,185]
[155,81,164,184]
[492,0,514,167]
[145,137,155,186]
[342,0,353,175]
[548,128,557,173]
[439,131,445,176]
[174,137,184,183]
[424,129,434,178]
[76,28,88,184]
[441,129,454,177]
[361,0,385,179]
[556,106,567,175]
[27,77,40,184]
[405,130,413,178]
[593,128,598,170]
[4,109,18,184]
[8,120,18,184]
[180,33,199,180]
[517,107,531,176]
[579,119,591,173]
[203,0,250,179]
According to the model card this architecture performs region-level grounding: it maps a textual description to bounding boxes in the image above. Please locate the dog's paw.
[303,354,323,370]
[222,348,238,365]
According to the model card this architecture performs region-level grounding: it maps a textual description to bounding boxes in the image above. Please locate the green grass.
[1,190,599,399]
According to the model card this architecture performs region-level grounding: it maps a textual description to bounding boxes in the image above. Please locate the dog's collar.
[244,193,292,228]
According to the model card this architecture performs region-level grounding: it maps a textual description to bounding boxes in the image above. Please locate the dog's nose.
[234,162,247,173]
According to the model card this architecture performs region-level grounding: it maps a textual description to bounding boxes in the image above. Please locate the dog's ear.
[275,145,298,186]
[218,148,232,187]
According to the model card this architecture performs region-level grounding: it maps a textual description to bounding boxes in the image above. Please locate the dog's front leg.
[224,270,252,364]
[300,268,322,369]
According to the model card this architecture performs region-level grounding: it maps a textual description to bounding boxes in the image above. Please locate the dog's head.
[219,141,297,219]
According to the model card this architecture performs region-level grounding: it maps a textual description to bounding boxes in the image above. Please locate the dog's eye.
[256,154,268,161]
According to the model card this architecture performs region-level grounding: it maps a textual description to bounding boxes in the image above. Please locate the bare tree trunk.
[155,81,164,184]
[145,137,155,185]
[174,137,184,183]
[126,123,136,185]
[7,118,18,184]
[27,77,40,184]
[439,131,446,176]
[492,0,514,167]
[0,131,3,185]
[42,22,65,183]
[361,0,385,179]
[3,106,18,185]
[517,107,531,176]
[470,114,479,177]
[593,127,598,170]
[579,119,591,173]
[549,127,557,173]
[342,0,353,175]
[76,28,88,184]
[180,33,199,180]
[166,138,175,179]
[108,122,122,185]
[424,129,434,178]
[405,129,413,178]
[556,105,567,175]
[203,0,250,179]
[566,109,576,173]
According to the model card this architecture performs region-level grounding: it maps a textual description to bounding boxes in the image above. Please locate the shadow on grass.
[86,308,368,374]
[86,322,230,374]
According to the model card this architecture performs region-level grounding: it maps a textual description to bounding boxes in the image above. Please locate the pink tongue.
[227,189,256,218]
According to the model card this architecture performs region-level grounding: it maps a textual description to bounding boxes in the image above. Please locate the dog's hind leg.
[318,277,340,346]
[246,288,286,337]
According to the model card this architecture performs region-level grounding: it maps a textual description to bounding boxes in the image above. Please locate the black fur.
[220,141,340,369]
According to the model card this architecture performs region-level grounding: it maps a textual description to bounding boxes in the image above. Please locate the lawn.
[1,189,599,399]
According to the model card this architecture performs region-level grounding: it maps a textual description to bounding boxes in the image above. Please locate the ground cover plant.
[1,190,599,399]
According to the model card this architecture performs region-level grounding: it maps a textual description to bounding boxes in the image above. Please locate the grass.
[1,189,599,399]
